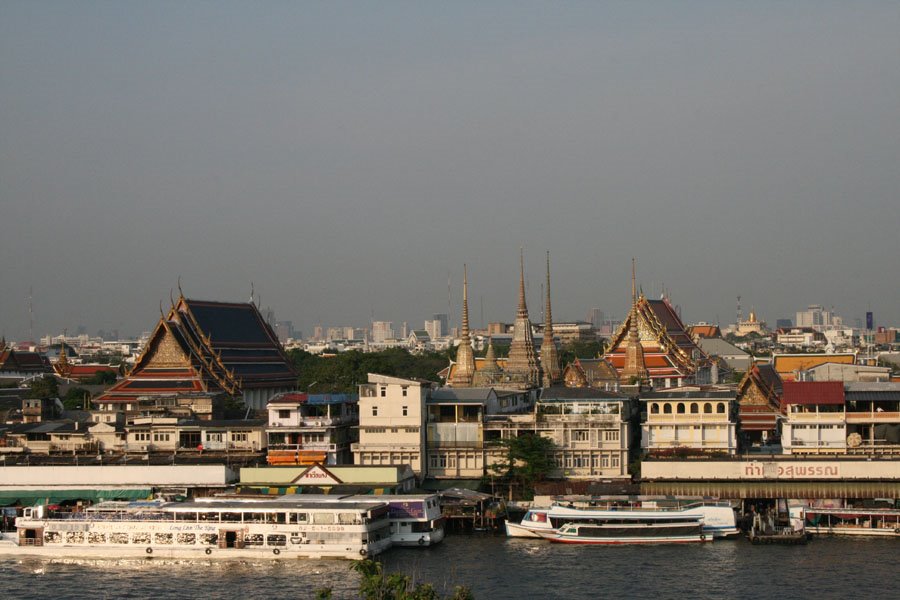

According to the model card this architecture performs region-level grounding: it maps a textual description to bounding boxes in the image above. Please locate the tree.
[86,370,117,385]
[63,386,91,410]
[315,560,474,600]
[491,432,556,499]
[558,340,605,365]
[27,375,59,399]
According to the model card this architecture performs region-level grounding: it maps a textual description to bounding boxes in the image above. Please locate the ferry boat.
[535,512,707,545]
[0,498,393,560]
[348,494,445,547]
[506,502,738,539]
[804,507,900,537]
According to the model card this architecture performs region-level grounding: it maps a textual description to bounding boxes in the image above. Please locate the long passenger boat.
[804,507,900,537]
[535,511,707,545]
[506,502,737,540]
[0,498,393,559]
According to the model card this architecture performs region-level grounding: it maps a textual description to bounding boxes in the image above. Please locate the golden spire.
[461,264,470,340]
[517,248,528,319]
[450,264,476,387]
[541,250,561,387]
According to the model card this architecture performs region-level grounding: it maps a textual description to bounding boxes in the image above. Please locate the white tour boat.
[506,502,737,539]
[536,511,707,545]
[0,498,393,560]
[804,507,900,537]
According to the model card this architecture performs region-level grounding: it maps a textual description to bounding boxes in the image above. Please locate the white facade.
[782,404,846,454]
[353,374,430,477]
[643,395,737,455]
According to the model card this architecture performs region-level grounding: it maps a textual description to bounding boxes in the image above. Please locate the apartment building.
[641,388,737,455]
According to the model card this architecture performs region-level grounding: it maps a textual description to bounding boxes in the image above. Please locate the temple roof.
[97,296,296,404]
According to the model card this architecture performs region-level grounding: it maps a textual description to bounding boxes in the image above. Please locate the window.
[664,404,672,414]
[650,403,659,414]
[372,406,378,417]
[402,387,408,397]
[231,431,248,442]
[573,430,589,442]
[690,403,699,414]
[402,406,408,416]
[677,403,685,414]
[380,387,386,397]
[611,455,620,467]
[717,403,726,414]
[704,403,712,414]
[604,430,619,442]
[278,409,291,419]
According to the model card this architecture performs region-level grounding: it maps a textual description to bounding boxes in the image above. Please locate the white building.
[641,388,737,455]
[371,321,394,344]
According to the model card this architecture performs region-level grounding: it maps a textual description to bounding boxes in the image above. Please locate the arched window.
[703,403,712,414]
[717,403,726,414]
[677,403,686,414]
[690,403,699,414]
[650,403,659,414]
[663,404,672,414]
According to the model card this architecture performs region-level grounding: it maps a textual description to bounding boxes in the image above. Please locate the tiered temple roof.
[97,296,296,410]
[605,279,706,387]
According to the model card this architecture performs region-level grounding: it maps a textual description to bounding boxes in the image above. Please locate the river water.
[3,535,897,599]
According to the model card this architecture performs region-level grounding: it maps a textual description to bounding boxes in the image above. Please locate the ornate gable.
[145,329,191,369]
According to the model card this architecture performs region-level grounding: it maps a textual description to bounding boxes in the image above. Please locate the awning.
[0,488,152,506]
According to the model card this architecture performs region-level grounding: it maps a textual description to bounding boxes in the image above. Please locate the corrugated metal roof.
[782,381,845,405]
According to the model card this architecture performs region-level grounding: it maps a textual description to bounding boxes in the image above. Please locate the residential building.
[371,321,394,344]
[796,304,843,332]
[781,381,846,455]
[772,353,856,381]
[641,388,737,455]
[353,374,432,478]
[265,392,358,466]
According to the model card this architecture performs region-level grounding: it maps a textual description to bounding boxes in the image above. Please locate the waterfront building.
[425,387,531,479]
[604,262,707,389]
[562,358,619,390]
[353,374,432,477]
[239,463,417,495]
[125,417,267,453]
[484,387,633,479]
[736,364,783,447]
[265,392,358,466]
[96,294,297,412]
[781,381,846,455]
[641,387,737,455]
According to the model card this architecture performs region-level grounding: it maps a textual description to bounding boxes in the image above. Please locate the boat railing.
[551,501,731,512]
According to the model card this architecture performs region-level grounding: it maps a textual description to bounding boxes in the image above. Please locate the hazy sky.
[2,1,899,340]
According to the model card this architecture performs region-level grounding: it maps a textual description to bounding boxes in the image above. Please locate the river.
[2,535,896,599]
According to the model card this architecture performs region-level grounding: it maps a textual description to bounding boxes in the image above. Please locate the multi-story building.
[482,388,632,479]
[795,305,843,332]
[265,392,358,466]
[781,381,846,455]
[353,374,432,477]
[641,388,737,455]
[371,322,394,344]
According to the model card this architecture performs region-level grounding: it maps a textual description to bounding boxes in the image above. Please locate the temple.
[96,294,297,412]
[603,261,707,389]
[503,250,542,388]
[449,265,476,387]
[540,251,561,387]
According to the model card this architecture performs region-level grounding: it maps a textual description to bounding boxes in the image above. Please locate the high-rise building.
[586,308,605,329]
[371,321,394,343]
[313,326,324,341]
[795,305,843,332]
[274,320,294,342]
[432,314,449,338]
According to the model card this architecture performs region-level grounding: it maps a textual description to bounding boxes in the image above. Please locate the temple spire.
[449,264,476,387]
[517,248,528,319]
[541,251,561,387]
[623,258,648,386]
[506,250,542,388]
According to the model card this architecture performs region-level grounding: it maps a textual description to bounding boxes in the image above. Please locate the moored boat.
[804,507,900,537]
[0,497,393,560]
[536,513,707,545]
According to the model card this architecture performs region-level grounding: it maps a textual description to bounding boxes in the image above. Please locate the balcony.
[845,411,900,424]
[645,414,731,424]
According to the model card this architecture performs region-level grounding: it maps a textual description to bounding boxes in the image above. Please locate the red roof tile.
[782,381,844,405]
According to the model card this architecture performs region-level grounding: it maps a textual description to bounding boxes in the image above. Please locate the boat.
[747,508,807,545]
[505,501,738,539]
[347,494,445,547]
[0,497,393,559]
[804,507,900,537]
[535,511,707,545]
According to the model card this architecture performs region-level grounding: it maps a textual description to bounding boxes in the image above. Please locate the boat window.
[677,403,685,414]
[704,403,712,414]
[176,533,196,545]
[313,512,335,525]
[289,512,308,524]
[175,512,198,522]
[690,403,699,414]
[132,532,151,545]
[221,512,242,522]
[245,534,264,546]
[200,533,218,545]
[88,532,106,544]
[338,513,358,525]
[244,512,266,523]
[267,534,287,547]
[109,532,129,544]
[154,533,174,545]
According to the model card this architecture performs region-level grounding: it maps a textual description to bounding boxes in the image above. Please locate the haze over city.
[2,1,899,339]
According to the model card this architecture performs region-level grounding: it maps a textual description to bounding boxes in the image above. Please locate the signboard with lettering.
[292,464,342,485]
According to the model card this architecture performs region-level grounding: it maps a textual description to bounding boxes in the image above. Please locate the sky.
[1,1,899,340]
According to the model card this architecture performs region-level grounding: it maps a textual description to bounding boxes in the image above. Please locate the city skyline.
[2,2,899,339]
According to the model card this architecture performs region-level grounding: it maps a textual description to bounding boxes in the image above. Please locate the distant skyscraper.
[424,319,442,340]
[587,308,605,329]
[400,322,409,339]
[775,319,793,330]
[372,321,394,343]
[432,313,449,337]
[274,320,294,342]
[313,326,324,341]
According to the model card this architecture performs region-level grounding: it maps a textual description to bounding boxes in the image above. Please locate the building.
[736,364,783,447]
[771,353,856,381]
[0,345,51,382]
[265,392,358,466]
[371,321,394,344]
[776,327,825,348]
[483,387,633,479]
[641,388,737,456]
[95,294,297,412]
[353,374,432,478]
[803,363,892,383]
[562,358,619,390]
[604,263,707,389]
[796,305,843,332]
[781,381,846,455]
[540,252,561,387]
[696,337,752,374]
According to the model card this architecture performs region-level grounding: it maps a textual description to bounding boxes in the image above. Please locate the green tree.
[558,340,605,365]
[344,559,473,600]
[491,432,556,499]
[86,370,117,385]
[63,386,91,410]
[27,375,59,399]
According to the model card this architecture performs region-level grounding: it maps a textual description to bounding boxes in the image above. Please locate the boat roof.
[168,500,386,511]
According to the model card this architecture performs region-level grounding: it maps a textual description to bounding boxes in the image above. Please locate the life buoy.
[359,548,367,556]
[751,536,760,545]
[699,534,706,542]
[272,548,280,555]
[146,547,153,555]
[418,537,426,546]
[205,547,212,555]
[894,528,900,534]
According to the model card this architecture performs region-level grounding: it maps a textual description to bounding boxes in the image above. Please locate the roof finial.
[544,251,553,331]
[159,300,165,319]
[170,288,175,308]
[177,276,184,299]
[631,257,636,304]
[249,281,255,304]
[517,247,528,318]
[461,264,470,339]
